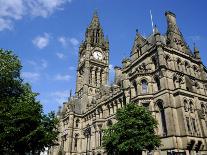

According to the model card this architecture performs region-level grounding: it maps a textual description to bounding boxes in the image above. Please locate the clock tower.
[76,11,109,111]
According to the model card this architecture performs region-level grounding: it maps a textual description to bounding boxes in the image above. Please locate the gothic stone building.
[49,11,207,155]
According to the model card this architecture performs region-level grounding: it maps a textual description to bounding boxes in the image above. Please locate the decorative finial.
[94,9,98,17]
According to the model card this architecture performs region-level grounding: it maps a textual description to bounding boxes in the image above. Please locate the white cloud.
[0,0,72,31]
[22,71,40,82]
[58,36,79,47]
[50,90,70,104]
[56,52,65,59]
[0,18,12,31]
[70,38,79,46]
[54,74,71,81]
[32,33,50,49]
[27,59,48,70]
[58,36,67,47]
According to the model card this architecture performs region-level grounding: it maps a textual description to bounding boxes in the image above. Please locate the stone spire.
[85,11,107,48]
[165,11,190,54]
[89,10,101,28]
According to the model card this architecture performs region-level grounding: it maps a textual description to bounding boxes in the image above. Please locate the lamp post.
[84,124,91,155]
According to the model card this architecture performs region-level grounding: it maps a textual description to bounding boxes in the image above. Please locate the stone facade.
[48,11,207,155]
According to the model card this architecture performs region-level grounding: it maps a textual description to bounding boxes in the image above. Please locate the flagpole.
[150,10,154,33]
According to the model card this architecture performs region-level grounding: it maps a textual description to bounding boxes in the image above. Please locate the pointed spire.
[131,29,145,57]
[89,10,101,28]
[135,30,145,47]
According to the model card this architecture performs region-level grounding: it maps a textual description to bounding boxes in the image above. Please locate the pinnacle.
[153,25,160,34]
[89,10,101,28]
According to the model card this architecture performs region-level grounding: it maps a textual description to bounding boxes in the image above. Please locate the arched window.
[157,101,167,136]
[154,76,161,91]
[75,119,80,128]
[141,79,148,94]
[133,81,138,95]
[185,61,189,74]
[177,59,182,71]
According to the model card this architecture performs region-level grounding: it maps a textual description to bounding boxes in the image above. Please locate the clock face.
[93,51,103,60]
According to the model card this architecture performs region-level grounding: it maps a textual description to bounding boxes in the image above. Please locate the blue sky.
[0,0,207,114]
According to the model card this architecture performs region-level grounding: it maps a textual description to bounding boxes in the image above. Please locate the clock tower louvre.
[76,11,109,100]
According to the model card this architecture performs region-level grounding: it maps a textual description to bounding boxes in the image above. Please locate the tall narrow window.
[177,59,182,71]
[189,101,194,113]
[201,103,205,115]
[184,100,188,112]
[173,76,177,89]
[133,81,138,95]
[186,117,191,134]
[100,69,103,85]
[157,101,167,136]
[99,130,102,146]
[75,119,79,128]
[74,134,78,151]
[165,55,170,67]
[89,67,93,84]
[95,68,98,86]
[192,118,197,133]
[142,79,148,94]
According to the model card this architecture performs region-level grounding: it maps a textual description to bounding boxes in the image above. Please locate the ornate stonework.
[49,11,207,155]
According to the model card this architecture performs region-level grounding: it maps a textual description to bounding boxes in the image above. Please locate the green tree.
[0,49,59,154]
[103,103,161,155]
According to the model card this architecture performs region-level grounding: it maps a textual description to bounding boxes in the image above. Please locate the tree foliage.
[103,103,161,155]
[0,49,59,154]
